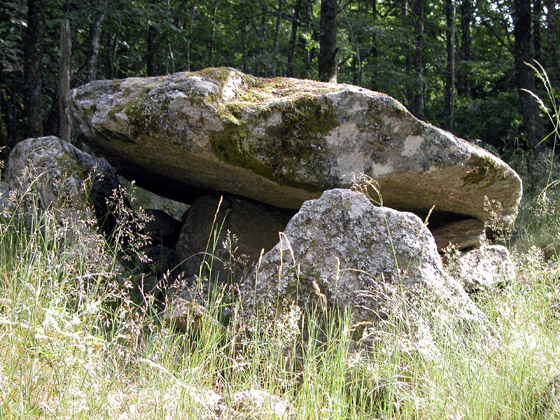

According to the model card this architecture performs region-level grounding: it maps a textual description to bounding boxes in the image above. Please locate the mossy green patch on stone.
[195,67,235,83]
[108,102,126,122]
[462,154,506,187]
[94,127,137,145]
[124,93,172,139]
[209,117,251,168]
[209,94,339,191]
[37,153,89,187]
[463,166,488,185]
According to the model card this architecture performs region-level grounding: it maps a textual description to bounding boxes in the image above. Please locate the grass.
[0,163,559,419]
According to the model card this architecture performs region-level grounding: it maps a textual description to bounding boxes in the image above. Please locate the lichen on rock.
[68,67,523,231]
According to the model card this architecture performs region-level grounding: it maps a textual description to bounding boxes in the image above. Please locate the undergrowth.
[0,161,558,419]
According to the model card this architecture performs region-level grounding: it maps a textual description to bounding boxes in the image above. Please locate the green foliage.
[2,0,558,152]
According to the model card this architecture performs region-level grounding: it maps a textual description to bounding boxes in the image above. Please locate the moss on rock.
[209,94,339,191]
[462,154,507,187]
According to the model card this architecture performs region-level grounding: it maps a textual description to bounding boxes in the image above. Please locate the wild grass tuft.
[2,126,560,417]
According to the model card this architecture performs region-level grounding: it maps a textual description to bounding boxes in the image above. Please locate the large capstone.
[68,67,522,229]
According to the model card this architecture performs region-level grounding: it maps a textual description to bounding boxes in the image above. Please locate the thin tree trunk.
[412,0,425,119]
[146,24,157,76]
[23,0,46,138]
[546,0,557,83]
[370,0,378,63]
[168,42,175,74]
[186,1,197,71]
[0,88,14,148]
[457,0,473,95]
[86,2,106,82]
[533,0,542,62]
[256,6,267,76]
[272,0,285,75]
[287,0,303,77]
[10,77,19,146]
[241,1,249,73]
[146,0,158,77]
[340,5,361,85]
[0,67,18,148]
[445,0,456,131]
[305,0,313,75]
[59,19,71,141]
[208,0,218,67]
[402,0,414,107]
[319,0,338,82]
[514,0,545,154]
[107,31,119,79]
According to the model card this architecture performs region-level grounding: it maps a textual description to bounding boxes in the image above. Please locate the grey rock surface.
[432,218,486,251]
[6,136,122,231]
[5,136,129,276]
[176,194,293,283]
[68,67,522,229]
[240,189,490,337]
[447,244,515,291]
[119,176,189,221]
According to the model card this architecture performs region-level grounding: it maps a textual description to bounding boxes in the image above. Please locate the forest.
[0,0,557,160]
[3,2,560,419]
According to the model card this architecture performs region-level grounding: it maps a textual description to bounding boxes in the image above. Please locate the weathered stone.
[432,218,486,251]
[68,67,522,229]
[120,176,189,221]
[446,245,515,291]
[142,208,182,247]
[176,194,293,283]
[5,136,130,276]
[6,136,123,234]
[240,189,490,339]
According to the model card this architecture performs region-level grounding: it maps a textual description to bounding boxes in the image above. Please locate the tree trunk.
[186,1,197,72]
[457,0,473,95]
[287,0,303,77]
[546,0,557,83]
[23,0,46,138]
[146,24,158,76]
[305,0,313,75]
[319,0,338,82]
[533,0,542,62]
[146,0,158,77]
[107,31,119,79]
[370,0,378,62]
[255,6,267,76]
[513,0,545,153]
[412,0,425,119]
[0,88,14,148]
[208,0,219,67]
[241,1,249,73]
[445,0,456,130]
[402,0,414,107]
[59,19,71,141]
[86,2,106,82]
[272,0,285,75]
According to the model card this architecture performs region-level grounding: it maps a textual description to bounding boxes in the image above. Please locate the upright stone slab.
[240,189,490,339]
